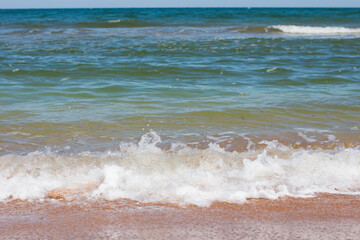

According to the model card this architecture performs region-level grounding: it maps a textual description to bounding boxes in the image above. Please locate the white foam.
[272,25,360,35]
[108,20,122,23]
[239,133,254,150]
[266,67,277,73]
[295,128,332,133]
[1,132,360,206]
[327,135,337,142]
[298,132,317,143]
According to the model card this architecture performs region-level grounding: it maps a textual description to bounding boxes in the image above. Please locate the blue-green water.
[1,8,360,204]
[1,8,360,153]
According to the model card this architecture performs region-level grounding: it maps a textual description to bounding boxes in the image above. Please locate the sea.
[0,8,360,206]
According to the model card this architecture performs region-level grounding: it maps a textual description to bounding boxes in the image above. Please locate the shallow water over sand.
[0,8,360,206]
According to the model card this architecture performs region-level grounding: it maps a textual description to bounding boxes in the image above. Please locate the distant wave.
[230,26,281,33]
[272,25,360,35]
[2,19,163,29]
[107,19,123,23]
[230,25,360,35]
[75,20,162,28]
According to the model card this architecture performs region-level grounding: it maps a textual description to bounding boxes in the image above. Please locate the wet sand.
[1,194,360,239]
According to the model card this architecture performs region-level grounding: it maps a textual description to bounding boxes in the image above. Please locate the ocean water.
[0,8,360,205]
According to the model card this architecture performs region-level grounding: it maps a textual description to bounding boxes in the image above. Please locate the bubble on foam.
[1,132,360,206]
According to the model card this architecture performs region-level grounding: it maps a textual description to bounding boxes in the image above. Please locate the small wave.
[305,77,353,84]
[1,131,360,206]
[264,79,305,86]
[230,26,282,34]
[230,25,360,36]
[75,20,162,28]
[107,19,123,23]
[272,25,360,35]
[262,67,294,74]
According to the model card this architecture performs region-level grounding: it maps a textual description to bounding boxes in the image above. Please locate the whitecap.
[272,25,360,35]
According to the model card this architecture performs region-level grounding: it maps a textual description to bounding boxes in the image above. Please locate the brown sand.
[1,194,360,239]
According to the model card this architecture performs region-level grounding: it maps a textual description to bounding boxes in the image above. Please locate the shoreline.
[1,129,359,155]
[1,194,360,239]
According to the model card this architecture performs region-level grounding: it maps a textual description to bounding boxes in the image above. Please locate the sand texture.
[1,194,360,239]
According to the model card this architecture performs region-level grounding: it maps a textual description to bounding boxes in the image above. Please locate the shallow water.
[0,8,360,204]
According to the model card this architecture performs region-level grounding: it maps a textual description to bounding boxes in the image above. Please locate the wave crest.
[272,25,360,35]
[75,20,162,28]
[1,132,360,206]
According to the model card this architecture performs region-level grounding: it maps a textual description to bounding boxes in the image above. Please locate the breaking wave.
[230,25,360,36]
[1,131,360,206]
[272,25,360,35]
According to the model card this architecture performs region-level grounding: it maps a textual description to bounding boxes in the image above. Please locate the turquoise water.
[1,8,360,153]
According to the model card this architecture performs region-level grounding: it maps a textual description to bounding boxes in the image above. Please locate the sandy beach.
[1,194,360,239]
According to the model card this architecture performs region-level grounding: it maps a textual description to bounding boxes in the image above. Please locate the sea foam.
[272,25,360,35]
[1,131,360,206]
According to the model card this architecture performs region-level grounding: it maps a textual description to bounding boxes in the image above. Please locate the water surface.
[0,8,360,204]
